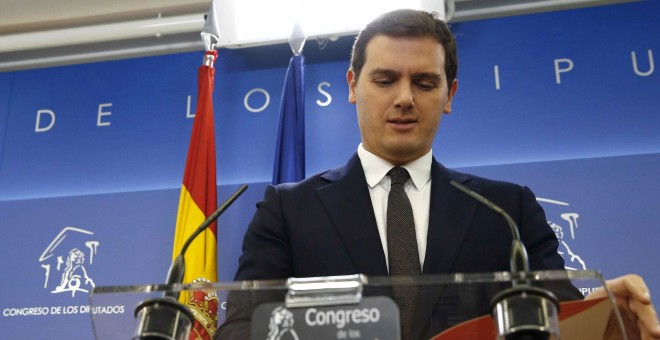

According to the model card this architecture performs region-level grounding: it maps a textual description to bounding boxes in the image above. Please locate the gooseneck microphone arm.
[449,180,530,279]
[164,184,249,299]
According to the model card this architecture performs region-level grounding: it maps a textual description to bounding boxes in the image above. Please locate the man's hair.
[349,9,457,89]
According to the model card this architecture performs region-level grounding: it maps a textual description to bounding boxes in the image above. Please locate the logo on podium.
[252,296,399,340]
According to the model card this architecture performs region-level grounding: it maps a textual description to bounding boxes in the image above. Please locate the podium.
[89,270,628,339]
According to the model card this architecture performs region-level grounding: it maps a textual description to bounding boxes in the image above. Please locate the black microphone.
[450,180,560,340]
[133,184,248,340]
[164,184,249,299]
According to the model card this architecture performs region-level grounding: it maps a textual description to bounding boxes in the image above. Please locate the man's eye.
[417,82,437,90]
[374,79,394,86]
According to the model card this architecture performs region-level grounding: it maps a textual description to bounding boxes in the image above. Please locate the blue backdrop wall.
[1,1,658,338]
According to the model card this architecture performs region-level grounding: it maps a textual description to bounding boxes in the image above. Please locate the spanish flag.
[172,56,218,340]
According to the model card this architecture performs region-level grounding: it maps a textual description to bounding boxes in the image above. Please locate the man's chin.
[382,146,427,164]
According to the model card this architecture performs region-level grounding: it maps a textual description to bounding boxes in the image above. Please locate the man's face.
[347,35,457,165]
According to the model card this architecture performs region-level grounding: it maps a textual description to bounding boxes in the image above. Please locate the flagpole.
[170,2,221,339]
[272,20,308,185]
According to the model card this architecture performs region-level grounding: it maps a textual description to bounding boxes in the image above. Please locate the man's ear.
[347,68,357,104]
[443,79,458,114]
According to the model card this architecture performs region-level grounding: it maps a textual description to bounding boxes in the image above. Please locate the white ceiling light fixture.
[214,0,445,48]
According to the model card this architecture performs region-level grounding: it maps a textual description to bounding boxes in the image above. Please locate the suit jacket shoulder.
[235,154,388,280]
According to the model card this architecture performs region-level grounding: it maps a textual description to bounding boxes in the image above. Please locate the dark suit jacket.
[218,154,580,339]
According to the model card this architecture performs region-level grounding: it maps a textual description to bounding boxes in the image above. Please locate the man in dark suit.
[218,9,660,340]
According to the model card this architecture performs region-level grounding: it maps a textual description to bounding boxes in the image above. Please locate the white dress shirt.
[356,144,432,271]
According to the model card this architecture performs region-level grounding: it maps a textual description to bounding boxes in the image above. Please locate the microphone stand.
[451,181,560,340]
[133,184,248,340]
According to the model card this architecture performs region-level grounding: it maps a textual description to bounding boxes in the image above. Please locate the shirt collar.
[357,144,432,190]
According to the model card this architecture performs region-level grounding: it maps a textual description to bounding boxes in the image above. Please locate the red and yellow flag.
[172,58,218,340]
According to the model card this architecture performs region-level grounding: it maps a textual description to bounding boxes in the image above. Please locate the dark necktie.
[387,166,421,339]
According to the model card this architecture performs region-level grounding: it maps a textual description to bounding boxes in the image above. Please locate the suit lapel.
[316,154,389,276]
[411,160,480,339]
[423,159,478,275]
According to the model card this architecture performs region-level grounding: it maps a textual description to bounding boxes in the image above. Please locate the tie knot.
[388,167,410,186]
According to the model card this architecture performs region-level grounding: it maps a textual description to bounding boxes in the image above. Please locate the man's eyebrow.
[368,68,400,78]
[412,72,442,81]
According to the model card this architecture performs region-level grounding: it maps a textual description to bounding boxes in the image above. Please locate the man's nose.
[393,84,414,110]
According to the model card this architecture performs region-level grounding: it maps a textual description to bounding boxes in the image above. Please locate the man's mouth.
[388,118,417,125]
